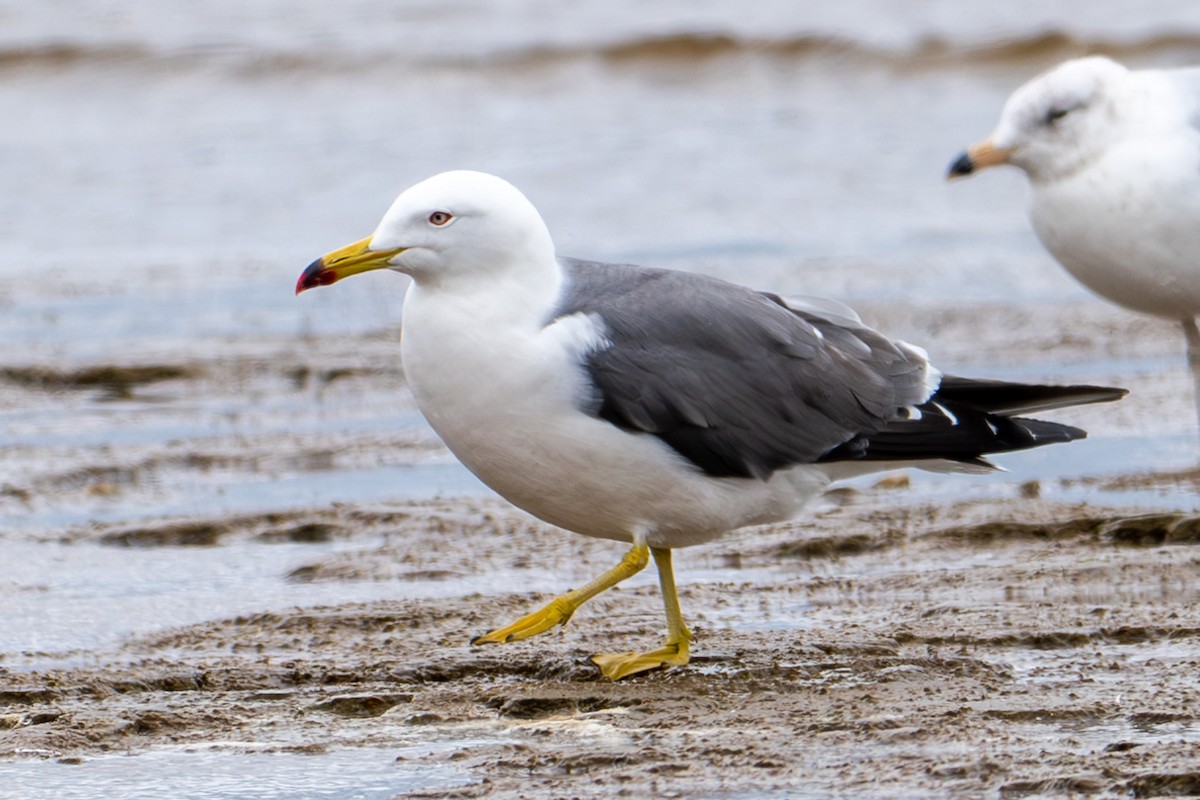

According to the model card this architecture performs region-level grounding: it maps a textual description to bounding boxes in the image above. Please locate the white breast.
[1029,105,1200,318]
[398,281,831,549]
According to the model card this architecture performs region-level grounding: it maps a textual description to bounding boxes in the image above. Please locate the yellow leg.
[1182,317,1200,435]
[471,544,650,645]
[590,546,693,681]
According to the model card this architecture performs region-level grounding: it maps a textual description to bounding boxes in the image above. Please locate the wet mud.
[4,493,1200,797]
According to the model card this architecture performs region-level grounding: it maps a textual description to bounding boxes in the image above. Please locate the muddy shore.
[5,492,1200,797]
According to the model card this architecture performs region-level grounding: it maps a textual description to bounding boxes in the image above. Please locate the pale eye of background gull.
[1044,106,1071,124]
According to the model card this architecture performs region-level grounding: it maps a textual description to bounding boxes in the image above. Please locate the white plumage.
[297,170,1122,680]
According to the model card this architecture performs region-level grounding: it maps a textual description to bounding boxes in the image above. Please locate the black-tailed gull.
[296,170,1124,680]
[949,55,1200,429]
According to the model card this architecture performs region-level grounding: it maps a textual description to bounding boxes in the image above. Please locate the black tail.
[819,377,1126,467]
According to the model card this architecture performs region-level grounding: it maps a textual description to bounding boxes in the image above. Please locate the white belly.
[399,290,830,549]
[1030,138,1200,319]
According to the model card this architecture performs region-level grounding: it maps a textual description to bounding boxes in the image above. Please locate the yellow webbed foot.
[471,596,577,645]
[590,638,691,681]
[587,546,694,680]
[471,545,650,647]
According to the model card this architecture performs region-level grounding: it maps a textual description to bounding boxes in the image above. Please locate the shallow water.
[9,745,471,800]
[4,0,1200,365]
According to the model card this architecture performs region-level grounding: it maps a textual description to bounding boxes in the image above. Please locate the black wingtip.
[1017,418,1088,445]
[934,378,1128,416]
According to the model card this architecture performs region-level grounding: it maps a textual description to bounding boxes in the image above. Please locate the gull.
[949,55,1200,430]
[296,170,1123,680]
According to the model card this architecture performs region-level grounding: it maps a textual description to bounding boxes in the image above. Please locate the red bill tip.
[294,260,337,295]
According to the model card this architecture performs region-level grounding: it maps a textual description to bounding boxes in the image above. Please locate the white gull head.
[294,170,556,294]
[948,56,1146,184]
[991,56,1136,182]
[371,170,556,286]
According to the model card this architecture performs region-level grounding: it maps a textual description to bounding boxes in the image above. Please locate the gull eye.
[1044,107,1071,125]
[428,211,453,226]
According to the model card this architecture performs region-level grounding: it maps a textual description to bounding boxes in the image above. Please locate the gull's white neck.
[398,251,571,436]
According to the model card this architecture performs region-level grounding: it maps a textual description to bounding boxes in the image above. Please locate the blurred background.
[3,0,1198,356]
[2,1,1199,589]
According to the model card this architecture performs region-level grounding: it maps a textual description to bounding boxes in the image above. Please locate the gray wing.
[552,258,934,479]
